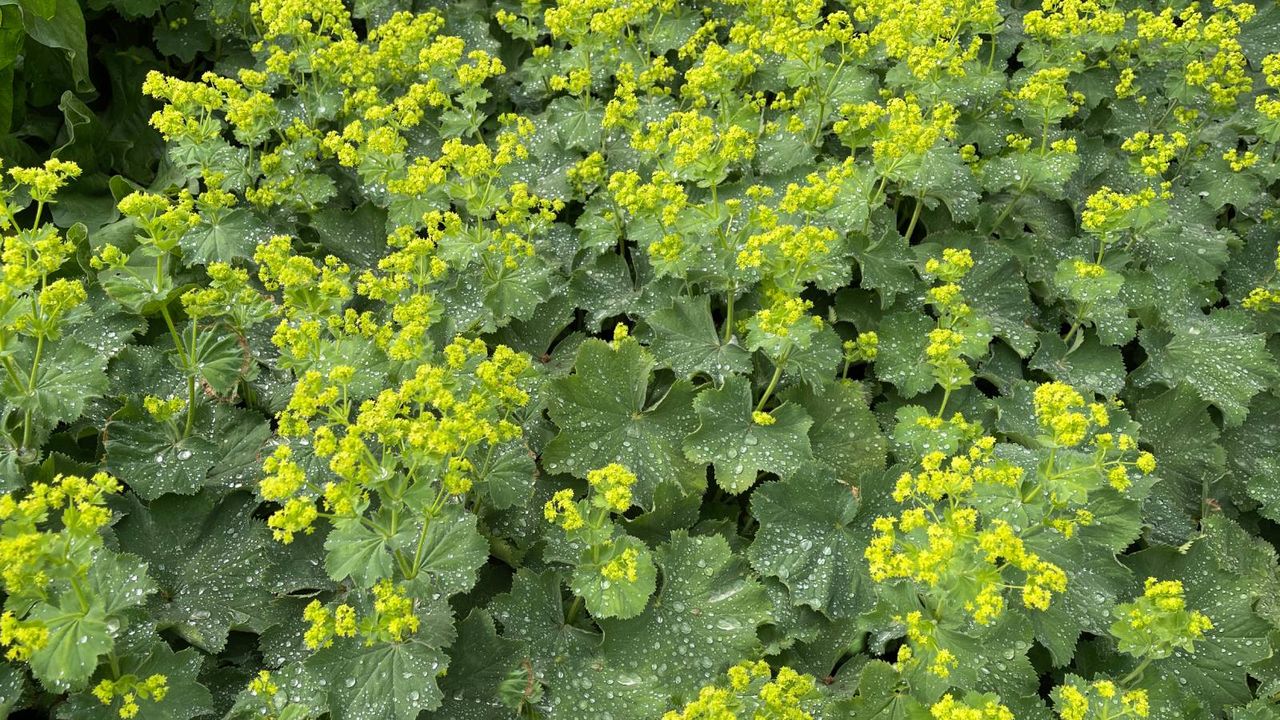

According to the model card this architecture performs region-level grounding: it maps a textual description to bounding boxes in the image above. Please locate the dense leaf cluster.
[2,0,1280,718]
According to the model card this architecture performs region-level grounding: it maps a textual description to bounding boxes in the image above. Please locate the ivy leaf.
[1140,309,1279,426]
[644,295,750,383]
[569,535,657,620]
[749,474,871,618]
[113,492,279,653]
[683,376,813,493]
[543,338,704,506]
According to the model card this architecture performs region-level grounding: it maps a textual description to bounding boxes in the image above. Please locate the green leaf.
[1,338,107,429]
[1134,387,1224,544]
[749,474,871,618]
[1223,393,1280,522]
[546,533,771,717]
[471,439,536,510]
[402,504,489,597]
[1124,515,1276,716]
[873,310,935,398]
[683,375,812,492]
[27,603,112,693]
[19,0,90,92]
[644,295,750,382]
[543,338,704,506]
[1023,532,1131,667]
[569,535,657,620]
[430,610,526,720]
[482,256,553,327]
[785,380,886,483]
[0,661,23,717]
[324,517,395,589]
[180,208,273,265]
[57,642,213,720]
[113,492,280,652]
[1140,309,1279,426]
[568,252,637,328]
[306,628,453,720]
[1029,331,1126,397]
[851,224,919,308]
[104,400,217,500]
[25,551,149,693]
[183,330,246,395]
[491,569,599,673]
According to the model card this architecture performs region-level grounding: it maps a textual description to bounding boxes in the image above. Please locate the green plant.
[1,0,1280,718]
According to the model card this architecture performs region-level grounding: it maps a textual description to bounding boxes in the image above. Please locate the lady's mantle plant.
[0,0,1278,718]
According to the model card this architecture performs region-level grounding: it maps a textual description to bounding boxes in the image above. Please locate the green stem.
[1121,656,1153,686]
[755,350,790,412]
[408,484,448,578]
[21,332,45,450]
[935,386,953,419]
[722,287,735,344]
[565,595,584,625]
[902,195,924,241]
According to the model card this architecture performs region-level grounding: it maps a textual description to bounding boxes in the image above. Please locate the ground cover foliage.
[2,0,1280,717]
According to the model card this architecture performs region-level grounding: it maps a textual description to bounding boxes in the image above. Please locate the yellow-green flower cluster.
[929,693,1014,720]
[1080,185,1168,237]
[920,248,988,396]
[838,96,958,174]
[0,473,124,669]
[304,580,420,649]
[1120,131,1188,176]
[853,0,999,80]
[6,159,81,209]
[92,674,169,719]
[868,429,1069,634]
[1032,381,1155,497]
[544,489,584,531]
[601,547,640,582]
[662,661,817,720]
[1111,577,1213,659]
[1053,678,1149,720]
[587,463,637,513]
[0,612,47,662]
[843,331,878,364]
[1132,2,1255,110]
[262,336,529,544]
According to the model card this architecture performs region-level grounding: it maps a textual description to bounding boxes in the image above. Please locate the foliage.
[1,0,1280,718]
